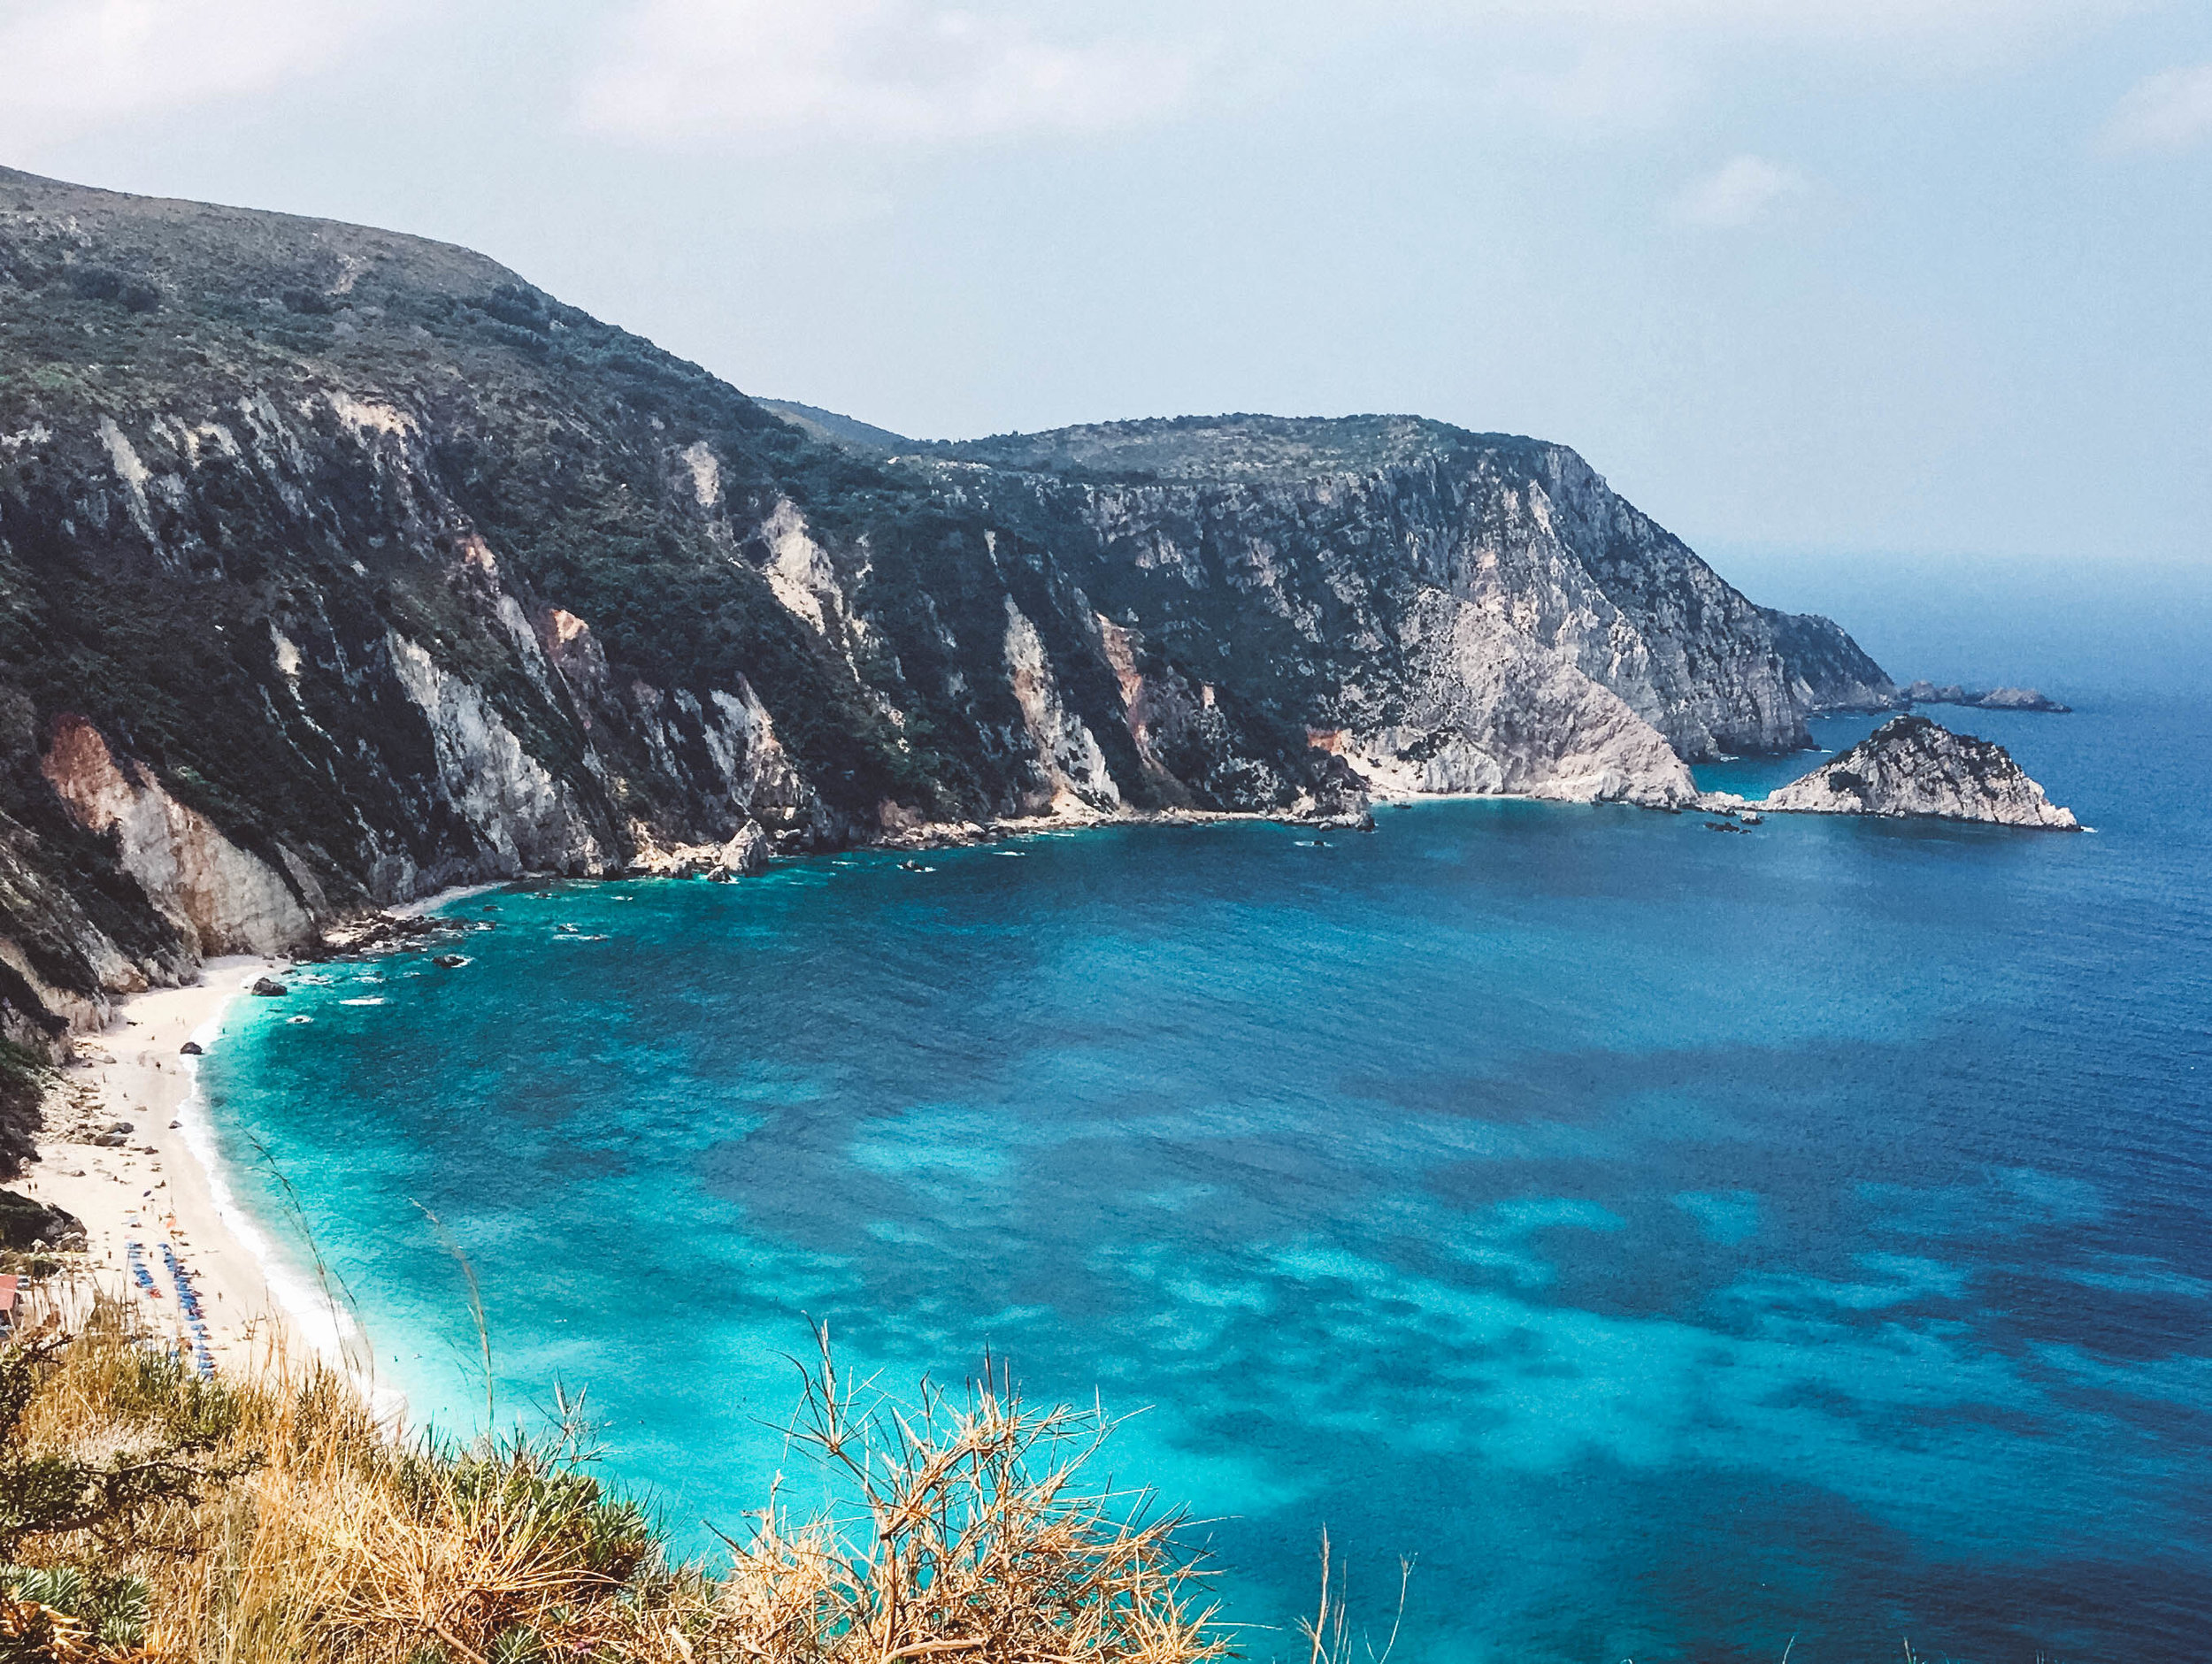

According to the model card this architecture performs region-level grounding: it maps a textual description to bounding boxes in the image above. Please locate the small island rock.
[1904,680,2070,714]
[250,977,288,997]
[1764,716,2078,829]
[718,819,772,878]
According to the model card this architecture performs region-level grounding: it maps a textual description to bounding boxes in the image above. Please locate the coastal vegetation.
[0,1295,1232,1664]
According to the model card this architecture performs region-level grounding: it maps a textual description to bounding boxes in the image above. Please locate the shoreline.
[11,781,1798,1392]
[24,884,511,1415]
[12,785,1772,1365]
[27,954,302,1375]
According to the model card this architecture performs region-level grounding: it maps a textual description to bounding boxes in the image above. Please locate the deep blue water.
[201,698,2212,1662]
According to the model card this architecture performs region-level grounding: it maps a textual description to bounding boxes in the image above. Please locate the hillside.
[0,166,1896,1044]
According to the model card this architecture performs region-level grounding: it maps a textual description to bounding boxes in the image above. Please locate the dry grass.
[0,1299,1231,1664]
[718,1328,1227,1664]
[1293,1531,1407,1664]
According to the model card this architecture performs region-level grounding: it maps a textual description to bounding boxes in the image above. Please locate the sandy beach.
[23,955,313,1373]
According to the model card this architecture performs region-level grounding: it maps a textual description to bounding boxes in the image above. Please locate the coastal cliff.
[1763,716,2078,828]
[0,166,1896,1042]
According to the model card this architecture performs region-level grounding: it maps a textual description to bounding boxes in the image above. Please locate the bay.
[201,697,2212,1661]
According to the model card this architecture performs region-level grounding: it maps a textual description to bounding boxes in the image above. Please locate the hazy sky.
[4,0,2208,573]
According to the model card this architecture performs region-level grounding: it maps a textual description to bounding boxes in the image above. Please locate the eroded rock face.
[1764,716,2078,829]
[944,418,1827,776]
[0,166,1901,1030]
[0,1188,83,1251]
[1339,595,1696,808]
[39,715,316,956]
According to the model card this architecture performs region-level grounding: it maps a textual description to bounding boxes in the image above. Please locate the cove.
[199,700,2212,1663]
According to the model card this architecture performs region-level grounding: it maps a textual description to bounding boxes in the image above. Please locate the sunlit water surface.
[203,700,2212,1662]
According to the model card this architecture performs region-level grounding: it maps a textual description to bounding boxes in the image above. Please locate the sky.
[2,0,2208,615]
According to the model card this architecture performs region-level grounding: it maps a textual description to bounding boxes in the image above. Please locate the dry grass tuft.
[0,1297,1231,1664]
[713,1325,1228,1664]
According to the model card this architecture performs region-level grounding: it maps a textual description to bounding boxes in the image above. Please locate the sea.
[196,688,2212,1662]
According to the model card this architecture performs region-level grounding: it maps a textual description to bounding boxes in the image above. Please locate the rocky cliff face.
[0,168,1895,1043]
[1763,716,2078,828]
[928,419,1805,789]
[1761,609,1903,713]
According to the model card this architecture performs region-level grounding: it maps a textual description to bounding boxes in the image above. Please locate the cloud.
[575,0,1198,150]
[0,0,382,154]
[569,0,2129,158]
[1489,47,1691,134]
[1448,0,2130,49]
[1671,154,1808,226]
[2101,63,2212,154]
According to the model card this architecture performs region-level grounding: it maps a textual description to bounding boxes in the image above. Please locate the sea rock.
[1763,716,2078,829]
[430,953,470,969]
[1974,686,2070,712]
[250,978,289,997]
[629,840,718,878]
[311,911,454,958]
[718,820,772,878]
[1904,680,2070,714]
[179,1040,203,1055]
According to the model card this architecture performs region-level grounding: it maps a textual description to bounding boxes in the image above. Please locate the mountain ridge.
[0,165,1898,1045]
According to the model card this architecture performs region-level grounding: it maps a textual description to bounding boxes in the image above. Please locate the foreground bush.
[0,1301,1227,1664]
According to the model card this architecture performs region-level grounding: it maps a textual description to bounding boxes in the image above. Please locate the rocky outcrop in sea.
[1761,716,2078,829]
[1904,681,2070,713]
[0,166,1902,1044]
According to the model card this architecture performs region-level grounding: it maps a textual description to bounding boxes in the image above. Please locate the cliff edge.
[0,166,1900,1042]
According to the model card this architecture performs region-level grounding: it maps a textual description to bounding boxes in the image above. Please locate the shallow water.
[202,698,2212,1661]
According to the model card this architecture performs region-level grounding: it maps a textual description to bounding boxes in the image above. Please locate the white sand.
[23,955,334,1374]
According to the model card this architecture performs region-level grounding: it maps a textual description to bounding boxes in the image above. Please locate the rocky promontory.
[1762,716,2078,829]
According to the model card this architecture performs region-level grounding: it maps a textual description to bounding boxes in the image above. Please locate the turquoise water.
[201,700,2212,1661]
